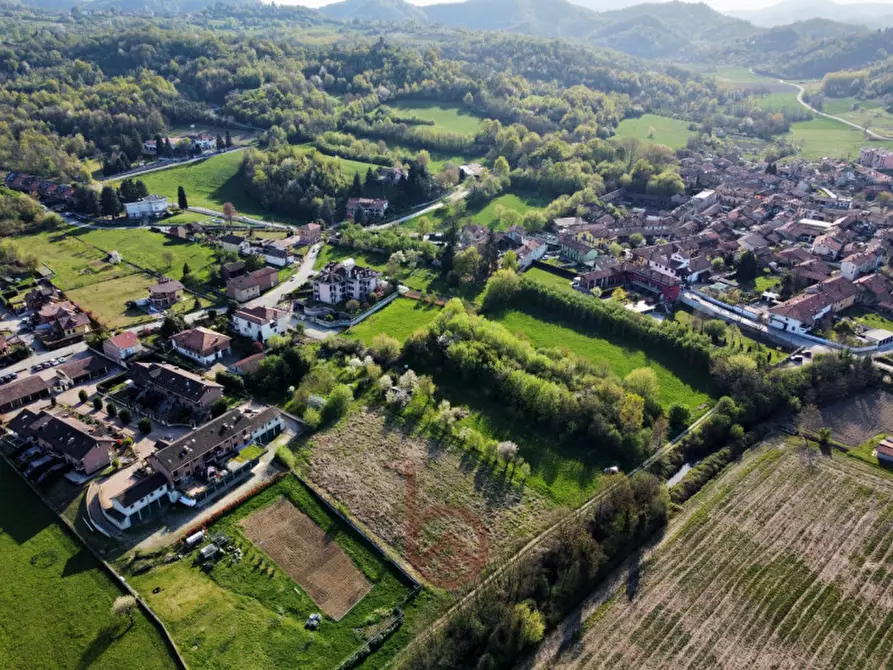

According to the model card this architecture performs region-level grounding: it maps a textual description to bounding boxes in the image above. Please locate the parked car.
[603,466,620,475]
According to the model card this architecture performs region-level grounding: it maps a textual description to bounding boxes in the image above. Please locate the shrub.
[106,403,117,418]
[369,333,401,366]
[78,389,88,403]
[322,384,353,423]
[210,398,228,418]
[92,397,102,411]
[275,446,296,469]
[303,407,322,430]
[119,408,132,425]
[138,417,152,434]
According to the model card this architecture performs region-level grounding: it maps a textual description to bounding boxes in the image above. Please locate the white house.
[231,306,290,343]
[219,234,248,254]
[313,259,381,305]
[767,292,832,334]
[261,243,294,267]
[125,195,168,220]
[841,251,882,281]
[190,134,217,152]
[516,239,547,269]
[171,327,232,366]
[105,473,176,531]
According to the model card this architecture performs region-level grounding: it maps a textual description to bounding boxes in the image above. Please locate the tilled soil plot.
[240,497,371,620]
[306,409,556,589]
[802,389,893,446]
[542,445,893,670]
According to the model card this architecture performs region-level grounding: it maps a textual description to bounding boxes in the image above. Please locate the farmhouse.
[231,305,290,342]
[313,259,381,305]
[148,407,284,491]
[130,361,224,412]
[7,409,113,475]
[346,197,388,220]
[148,279,184,309]
[103,332,143,363]
[171,327,231,366]
[125,195,168,220]
[226,267,279,303]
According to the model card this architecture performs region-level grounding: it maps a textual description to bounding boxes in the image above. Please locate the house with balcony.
[148,279,184,309]
[346,197,388,220]
[312,259,381,305]
[231,306,290,343]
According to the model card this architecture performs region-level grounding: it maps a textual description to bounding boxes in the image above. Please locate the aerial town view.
[3,0,893,668]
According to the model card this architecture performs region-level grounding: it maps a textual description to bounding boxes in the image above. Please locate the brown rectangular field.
[239,497,371,620]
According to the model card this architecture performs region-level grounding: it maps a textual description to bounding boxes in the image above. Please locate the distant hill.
[321,0,428,23]
[424,0,599,38]
[727,0,893,29]
[20,0,259,13]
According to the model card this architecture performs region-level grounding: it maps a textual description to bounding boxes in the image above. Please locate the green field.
[74,228,219,284]
[757,91,801,113]
[12,230,133,291]
[846,306,893,332]
[821,97,893,138]
[613,114,695,149]
[65,274,157,329]
[129,476,424,670]
[348,298,441,345]
[786,116,893,160]
[468,192,549,231]
[0,460,177,670]
[491,309,712,411]
[389,99,482,134]
[525,266,578,294]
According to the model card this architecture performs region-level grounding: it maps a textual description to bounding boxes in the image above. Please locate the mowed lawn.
[0,461,176,670]
[388,99,482,134]
[786,117,893,160]
[525,266,578,294]
[74,228,218,283]
[348,298,441,345]
[491,309,712,410]
[118,150,277,221]
[65,274,157,329]
[128,476,421,670]
[613,114,695,149]
[11,229,135,291]
[469,192,549,231]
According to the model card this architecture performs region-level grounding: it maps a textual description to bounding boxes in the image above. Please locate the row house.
[7,409,113,475]
[130,362,224,411]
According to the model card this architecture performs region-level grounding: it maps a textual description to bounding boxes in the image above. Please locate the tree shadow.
[75,623,128,670]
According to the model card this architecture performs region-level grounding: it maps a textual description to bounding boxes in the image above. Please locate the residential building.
[231,306,290,342]
[298,223,322,246]
[171,327,231,366]
[841,251,883,281]
[458,163,483,180]
[691,189,718,211]
[346,197,388,220]
[54,355,112,390]
[25,284,59,312]
[811,234,845,261]
[560,235,599,265]
[125,195,168,220]
[226,267,279,303]
[221,261,246,280]
[312,260,381,305]
[7,409,113,475]
[149,407,284,488]
[229,353,265,376]
[260,243,294,267]
[860,147,893,170]
[0,376,51,413]
[768,292,831,334]
[877,437,893,465]
[148,279,184,309]
[516,239,547,270]
[105,473,175,530]
[103,332,143,363]
[130,362,224,411]
[190,133,217,152]
[219,234,248,254]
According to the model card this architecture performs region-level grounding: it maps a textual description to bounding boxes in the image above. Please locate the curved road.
[774,76,893,141]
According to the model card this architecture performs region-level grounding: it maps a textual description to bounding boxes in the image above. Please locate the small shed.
[199,544,219,561]
[185,530,205,549]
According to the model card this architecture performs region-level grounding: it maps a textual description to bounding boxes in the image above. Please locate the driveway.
[244,243,321,310]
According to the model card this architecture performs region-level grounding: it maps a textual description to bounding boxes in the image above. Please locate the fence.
[529,260,580,280]
[311,290,400,328]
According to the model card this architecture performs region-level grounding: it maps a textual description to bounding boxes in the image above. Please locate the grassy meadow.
[0,461,177,670]
[786,117,893,160]
[347,298,441,345]
[524,266,578,295]
[492,309,712,411]
[613,114,695,149]
[468,192,549,231]
[821,97,893,137]
[389,99,483,134]
[128,476,423,670]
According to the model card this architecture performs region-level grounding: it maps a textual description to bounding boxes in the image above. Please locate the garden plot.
[239,497,371,620]
[542,443,893,670]
[306,409,555,589]
[799,389,893,446]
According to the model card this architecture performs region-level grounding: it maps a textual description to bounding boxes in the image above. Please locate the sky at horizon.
[268,0,893,9]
